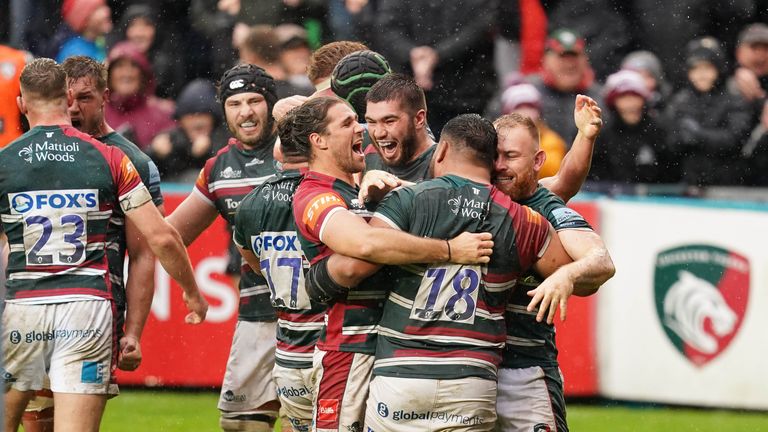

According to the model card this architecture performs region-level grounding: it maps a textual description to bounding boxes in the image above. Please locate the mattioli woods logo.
[654,244,749,367]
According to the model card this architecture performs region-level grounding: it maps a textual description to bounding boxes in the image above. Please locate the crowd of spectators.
[0,0,767,187]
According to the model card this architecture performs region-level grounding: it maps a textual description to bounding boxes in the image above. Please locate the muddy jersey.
[0,125,150,303]
[233,169,326,369]
[100,132,163,324]
[293,171,387,355]
[194,136,277,322]
[363,144,436,183]
[501,186,592,369]
[372,175,552,381]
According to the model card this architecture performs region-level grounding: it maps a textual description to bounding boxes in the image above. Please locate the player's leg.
[218,320,279,432]
[51,393,106,432]
[21,386,54,432]
[495,366,563,432]
[5,388,34,432]
[272,364,314,432]
[47,300,114,432]
[3,303,49,432]
[312,349,373,432]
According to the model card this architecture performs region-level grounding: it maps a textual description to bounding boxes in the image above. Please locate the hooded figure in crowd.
[109,4,187,99]
[147,79,230,181]
[104,41,176,150]
[665,37,752,186]
[590,70,672,184]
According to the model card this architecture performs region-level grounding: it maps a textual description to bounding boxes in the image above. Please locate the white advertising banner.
[596,198,768,409]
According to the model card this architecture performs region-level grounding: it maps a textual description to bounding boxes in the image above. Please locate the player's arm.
[119,217,155,371]
[320,209,493,265]
[166,192,219,246]
[524,224,577,324]
[305,216,493,303]
[555,229,615,297]
[540,94,602,203]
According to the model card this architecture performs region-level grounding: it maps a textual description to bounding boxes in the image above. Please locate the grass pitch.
[100,390,768,431]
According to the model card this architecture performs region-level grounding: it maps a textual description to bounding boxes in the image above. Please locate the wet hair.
[62,56,108,91]
[307,41,368,83]
[242,25,281,64]
[277,96,343,160]
[20,58,67,101]
[493,113,539,143]
[441,114,498,171]
[366,73,426,115]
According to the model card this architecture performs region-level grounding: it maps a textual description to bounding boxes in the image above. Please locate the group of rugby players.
[1,40,614,432]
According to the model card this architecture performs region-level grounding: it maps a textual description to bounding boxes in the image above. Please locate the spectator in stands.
[666,37,752,186]
[591,70,671,184]
[105,41,176,150]
[742,100,768,185]
[56,0,113,62]
[274,23,313,88]
[374,0,498,135]
[531,28,602,144]
[727,23,768,123]
[148,79,228,181]
[500,82,566,178]
[621,50,672,114]
[239,25,314,98]
[110,4,187,100]
[544,0,632,80]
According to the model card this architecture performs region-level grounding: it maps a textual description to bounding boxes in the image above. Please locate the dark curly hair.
[277,96,343,161]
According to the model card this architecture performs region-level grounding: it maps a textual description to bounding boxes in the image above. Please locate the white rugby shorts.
[3,300,115,395]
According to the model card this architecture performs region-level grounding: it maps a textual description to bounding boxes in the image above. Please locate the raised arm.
[540,94,602,202]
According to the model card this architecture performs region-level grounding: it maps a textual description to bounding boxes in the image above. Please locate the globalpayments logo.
[18,141,79,163]
[654,244,750,367]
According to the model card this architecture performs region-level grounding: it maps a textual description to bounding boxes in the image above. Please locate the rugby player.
[310,113,574,431]
[493,109,615,432]
[1,58,206,432]
[166,63,281,432]
[288,97,494,432]
[19,54,168,432]
[272,41,369,122]
[231,115,323,432]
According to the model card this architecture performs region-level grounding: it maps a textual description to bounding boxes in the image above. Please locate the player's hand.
[273,95,309,122]
[183,291,209,324]
[358,170,404,204]
[447,232,493,264]
[526,268,574,324]
[574,94,602,140]
[118,335,142,371]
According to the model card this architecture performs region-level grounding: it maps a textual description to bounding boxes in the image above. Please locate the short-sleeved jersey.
[372,175,552,381]
[0,125,150,303]
[363,144,436,183]
[501,186,592,369]
[233,169,326,369]
[194,137,277,322]
[293,171,387,355]
[100,132,164,318]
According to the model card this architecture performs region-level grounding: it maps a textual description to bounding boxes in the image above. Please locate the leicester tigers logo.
[654,245,749,367]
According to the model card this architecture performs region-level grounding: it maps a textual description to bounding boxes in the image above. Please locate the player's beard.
[390,120,418,167]
[495,168,538,201]
[237,115,275,149]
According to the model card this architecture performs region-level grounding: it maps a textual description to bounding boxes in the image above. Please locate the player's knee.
[219,414,275,432]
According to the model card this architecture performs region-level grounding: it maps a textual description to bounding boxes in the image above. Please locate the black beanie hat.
[218,63,278,113]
